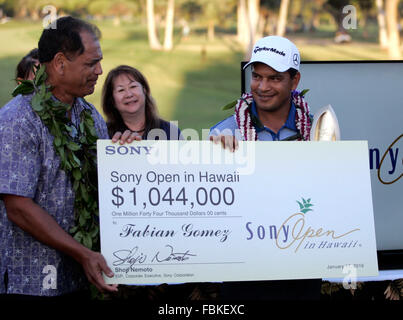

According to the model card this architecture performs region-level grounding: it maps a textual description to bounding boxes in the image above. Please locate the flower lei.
[227,90,312,141]
[12,65,100,251]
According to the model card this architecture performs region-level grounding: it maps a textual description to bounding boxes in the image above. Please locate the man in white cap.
[209,36,321,300]
[210,35,312,144]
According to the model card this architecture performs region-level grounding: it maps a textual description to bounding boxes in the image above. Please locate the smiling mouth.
[257,93,276,100]
[124,100,138,105]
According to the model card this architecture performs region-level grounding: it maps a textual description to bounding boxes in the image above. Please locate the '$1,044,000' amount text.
[111,186,236,209]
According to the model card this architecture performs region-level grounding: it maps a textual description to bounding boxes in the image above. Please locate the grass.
[0,19,398,134]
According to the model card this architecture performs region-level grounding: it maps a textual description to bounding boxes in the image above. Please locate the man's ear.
[291,71,301,91]
[52,52,67,75]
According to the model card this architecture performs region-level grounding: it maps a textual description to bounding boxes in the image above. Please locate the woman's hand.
[111,130,143,144]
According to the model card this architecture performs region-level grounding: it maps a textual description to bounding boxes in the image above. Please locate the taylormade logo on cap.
[253,46,286,57]
[244,36,300,72]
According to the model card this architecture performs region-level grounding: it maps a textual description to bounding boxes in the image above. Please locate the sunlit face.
[62,31,103,98]
[112,73,146,117]
[250,62,300,114]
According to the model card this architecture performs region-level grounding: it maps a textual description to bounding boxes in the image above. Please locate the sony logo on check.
[105,145,153,156]
[245,198,361,252]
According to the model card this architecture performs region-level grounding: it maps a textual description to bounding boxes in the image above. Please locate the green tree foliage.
[179,0,236,30]
[356,0,373,12]
[59,0,90,15]
[180,0,202,21]
[1,0,45,18]
[325,0,350,34]
[261,0,280,10]
[87,0,139,17]
[0,0,141,19]
[87,0,110,16]
[326,0,350,10]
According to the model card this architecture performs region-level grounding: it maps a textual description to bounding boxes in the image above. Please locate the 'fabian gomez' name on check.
[97,140,379,284]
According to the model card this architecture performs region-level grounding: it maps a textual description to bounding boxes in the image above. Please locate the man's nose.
[258,78,271,91]
[95,61,103,75]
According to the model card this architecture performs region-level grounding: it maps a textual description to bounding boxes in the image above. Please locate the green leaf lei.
[13,65,100,251]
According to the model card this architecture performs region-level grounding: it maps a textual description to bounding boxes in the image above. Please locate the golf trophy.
[310,105,341,141]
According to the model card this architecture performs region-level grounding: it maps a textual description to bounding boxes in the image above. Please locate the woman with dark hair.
[15,48,39,82]
[101,65,190,302]
[102,65,181,140]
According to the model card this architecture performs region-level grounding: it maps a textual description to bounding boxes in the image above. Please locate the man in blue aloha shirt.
[0,17,124,299]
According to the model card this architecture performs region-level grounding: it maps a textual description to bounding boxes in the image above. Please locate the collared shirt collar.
[251,98,297,133]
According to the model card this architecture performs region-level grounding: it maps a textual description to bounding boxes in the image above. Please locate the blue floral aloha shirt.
[0,93,109,296]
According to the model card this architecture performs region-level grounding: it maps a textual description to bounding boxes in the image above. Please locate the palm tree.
[163,0,175,51]
[325,0,351,42]
[237,0,249,47]
[244,0,260,59]
[147,0,162,50]
[277,0,289,37]
[385,0,400,59]
[375,0,388,49]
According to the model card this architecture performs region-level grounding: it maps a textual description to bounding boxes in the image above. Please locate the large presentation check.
[97,140,378,284]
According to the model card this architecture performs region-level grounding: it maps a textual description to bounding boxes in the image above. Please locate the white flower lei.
[234,91,312,141]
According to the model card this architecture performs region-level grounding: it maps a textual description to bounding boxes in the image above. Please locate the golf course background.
[0,19,395,134]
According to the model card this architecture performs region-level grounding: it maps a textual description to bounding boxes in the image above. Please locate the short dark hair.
[38,16,101,63]
[15,48,39,81]
[287,68,298,79]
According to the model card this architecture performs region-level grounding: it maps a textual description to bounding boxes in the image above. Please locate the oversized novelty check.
[97,140,378,284]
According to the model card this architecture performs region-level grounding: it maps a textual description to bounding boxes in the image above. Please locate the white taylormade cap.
[243,36,300,72]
